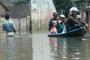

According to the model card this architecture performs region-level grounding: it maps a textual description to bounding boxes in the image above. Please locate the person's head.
[68,15,74,21]
[4,14,10,20]
[56,16,61,20]
[77,15,81,20]
[56,16,60,19]
[56,16,63,23]
[53,12,58,18]
[69,7,78,18]
[60,14,65,21]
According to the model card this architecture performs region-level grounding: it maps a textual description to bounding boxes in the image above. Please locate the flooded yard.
[0,32,90,60]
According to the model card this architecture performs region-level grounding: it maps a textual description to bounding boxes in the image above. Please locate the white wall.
[31,0,56,31]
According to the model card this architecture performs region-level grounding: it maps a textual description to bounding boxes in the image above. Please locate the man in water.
[77,15,88,31]
[2,14,16,37]
[48,12,58,31]
[66,7,82,31]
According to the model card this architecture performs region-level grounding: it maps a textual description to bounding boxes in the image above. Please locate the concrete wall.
[0,0,56,33]
[31,0,56,32]
[0,4,6,32]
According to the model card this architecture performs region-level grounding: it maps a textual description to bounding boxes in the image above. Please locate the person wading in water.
[48,12,58,31]
[2,14,16,37]
[66,7,83,31]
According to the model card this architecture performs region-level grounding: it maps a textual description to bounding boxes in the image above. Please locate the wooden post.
[29,0,32,34]
[87,3,90,32]
[18,18,21,34]
[88,12,90,32]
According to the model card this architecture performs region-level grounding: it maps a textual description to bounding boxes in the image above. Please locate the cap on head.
[70,7,78,12]
[77,15,81,18]
[60,15,65,18]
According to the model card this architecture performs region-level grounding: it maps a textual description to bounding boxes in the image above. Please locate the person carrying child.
[49,21,57,34]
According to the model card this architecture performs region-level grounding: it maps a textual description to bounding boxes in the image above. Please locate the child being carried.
[49,21,57,34]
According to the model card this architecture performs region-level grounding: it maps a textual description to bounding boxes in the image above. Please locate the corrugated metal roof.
[0,0,15,6]
[0,1,8,11]
[10,4,30,18]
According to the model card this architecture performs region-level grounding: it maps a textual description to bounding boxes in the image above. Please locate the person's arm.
[12,21,16,32]
[80,20,85,25]
[73,19,83,26]
[48,18,53,31]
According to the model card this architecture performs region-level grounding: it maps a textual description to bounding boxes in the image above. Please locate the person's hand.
[58,20,62,23]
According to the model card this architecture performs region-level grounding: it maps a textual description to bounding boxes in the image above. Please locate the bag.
[7,32,14,37]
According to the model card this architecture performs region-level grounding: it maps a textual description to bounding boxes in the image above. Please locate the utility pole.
[29,0,32,34]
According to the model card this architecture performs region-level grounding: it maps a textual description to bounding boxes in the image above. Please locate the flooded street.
[0,0,90,60]
[0,32,90,60]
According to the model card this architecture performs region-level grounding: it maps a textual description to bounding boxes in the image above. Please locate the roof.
[0,0,15,6]
[0,1,9,11]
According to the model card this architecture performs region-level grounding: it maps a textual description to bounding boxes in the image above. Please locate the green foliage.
[53,0,73,17]
[53,0,89,17]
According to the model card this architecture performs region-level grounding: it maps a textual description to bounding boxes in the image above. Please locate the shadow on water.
[0,32,89,60]
[49,37,87,60]
[5,36,16,60]
[3,34,33,60]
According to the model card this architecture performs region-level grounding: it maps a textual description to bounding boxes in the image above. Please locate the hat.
[70,7,78,12]
[77,15,81,18]
[60,15,65,18]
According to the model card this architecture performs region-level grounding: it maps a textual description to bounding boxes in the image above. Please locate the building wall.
[0,4,6,33]
[0,0,56,33]
[31,0,56,32]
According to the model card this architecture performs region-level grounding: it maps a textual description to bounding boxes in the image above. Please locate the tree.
[52,0,90,17]
[53,0,73,17]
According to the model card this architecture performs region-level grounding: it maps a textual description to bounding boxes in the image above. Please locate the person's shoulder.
[2,20,7,24]
[9,19,14,23]
[50,17,54,20]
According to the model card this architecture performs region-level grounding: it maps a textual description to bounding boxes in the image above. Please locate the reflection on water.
[5,37,16,60]
[32,33,55,60]
[0,34,32,60]
[49,37,87,60]
[33,33,88,60]
[0,33,90,60]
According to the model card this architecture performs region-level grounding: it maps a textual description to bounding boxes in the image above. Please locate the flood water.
[0,32,90,60]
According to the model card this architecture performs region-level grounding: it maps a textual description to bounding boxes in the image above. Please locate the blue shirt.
[2,19,15,32]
